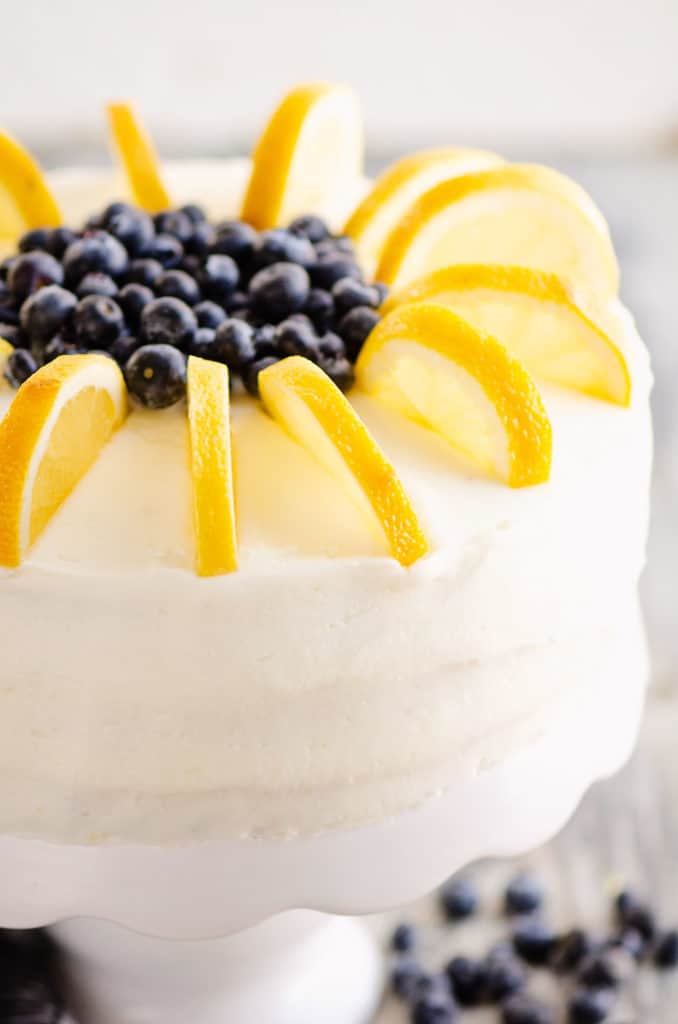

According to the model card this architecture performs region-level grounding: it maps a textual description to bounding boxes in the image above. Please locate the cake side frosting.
[0,161,653,843]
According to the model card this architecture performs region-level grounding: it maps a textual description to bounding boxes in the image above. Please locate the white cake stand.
[0,671,643,1024]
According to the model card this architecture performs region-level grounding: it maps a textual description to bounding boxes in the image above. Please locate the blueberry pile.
[390,874,678,1024]
[0,206,387,408]
[0,928,64,1023]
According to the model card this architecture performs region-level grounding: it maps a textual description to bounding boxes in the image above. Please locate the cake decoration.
[107,101,171,213]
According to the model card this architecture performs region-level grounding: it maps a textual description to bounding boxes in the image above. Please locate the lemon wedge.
[344,147,502,275]
[376,164,618,297]
[107,101,171,213]
[259,356,428,566]
[356,303,552,488]
[187,356,238,576]
[0,354,127,568]
[0,130,61,239]
[383,265,630,405]
[241,83,364,230]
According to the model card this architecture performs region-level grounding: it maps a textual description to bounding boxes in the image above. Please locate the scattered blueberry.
[243,356,279,398]
[147,233,184,269]
[578,953,621,989]
[63,232,128,285]
[654,929,678,968]
[187,327,216,360]
[124,258,164,288]
[505,874,544,915]
[392,958,425,1001]
[45,227,77,260]
[607,927,645,961]
[106,207,154,256]
[439,877,479,921]
[184,221,215,256]
[154,209,194,244]
[411,991,456,1024]
[73,295,124,348]
[318,331,344,358]
[117,283,154,328]
[332,277,380,316]
[225,290,249,314]
[275,316,318,358]
[310,253,362,290]
[552,929,596,973]
[156,269,201,306]
[512,920,559,966]
[253,324,278,358]
[124,344,187,409]
[249,262,310,322]
[198,254,239,305]
[75,272,118,299]
[211,221,258,264]
[195,300,228,330]
[445,956,488,1006]
[109,334,143,366]
[4,348,37,387]
[289,213,330,242]
[391,923,417,954]
[0,324,22,348]
[337,305,379,359]
[18,228,51,253]
[502,993,555,1024]
[140,297,197,349]
[485,949,526,1001]
[304,287,335,332]
[8,251,63,301]
[20,285,76,344]
[252,228,316,270]
[568,987,613,1023]
[614,891,656,941]
[212,319,257,369]
[179,203,207,225]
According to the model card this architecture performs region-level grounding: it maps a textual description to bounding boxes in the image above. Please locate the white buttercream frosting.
[0,162,653,843]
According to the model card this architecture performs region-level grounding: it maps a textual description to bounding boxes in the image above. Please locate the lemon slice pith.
[241,83,364,230]
[0,354,127,568]
[376,164,619,297]
[187,356,238,576]
[383,265,630,406]
[107,101,171,213]
[259,356,428,567]
[356,303,552,488]
[0,130,62,238]
[344,146,502,275]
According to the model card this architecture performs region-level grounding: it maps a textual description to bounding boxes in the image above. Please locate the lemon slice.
[259,356,428,566]
[344,147,502,275]
[376,164,619,297]
[0,354,127,568]
[107,101,171,213]
[0,338,13,382]
[241,83,364,230]
[356,303,552,488]
[383,265,630,405]
[0,130,61,239]
[187,356,238,576]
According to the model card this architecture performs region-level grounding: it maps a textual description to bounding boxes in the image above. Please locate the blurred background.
[2,0,676,675]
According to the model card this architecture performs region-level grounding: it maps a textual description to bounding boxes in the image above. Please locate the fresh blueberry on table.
[73,295,125,349]
[552,929,597,972]
[445,955,488,1006]
[391,958,425,1001]
[188,327,216,360]
[63,232,128,286]
[331,276,381,316]
[568,986,614,1023]
[198,254,239,305]
[154,209,194,244]
[124,344,187,409]
[578,952,621,989]
[45,227,77,260]
[439,876,479,921]
[75,272,118,299]
[43,335,81,361]
[106,207,154,257]
[194,300,228,330]
[411,991,457,1023]
[19,285,76,344]
[18,228,51,253]
[252,228,316,270]
[249,262,310,322]
[654,929,678,968]
[319,354,354,391]
[211,221,258,264]
[391,923,417,954]
[123,258,164,288]
[117,283,154,328]
[505,874,544,915]
[8,251,63,301]
[485,948,526,1001]
[614,891,656,942]
[288,213,330,242]
[337,304,380,359]
[140,297,197,349]
[512,920,559,966]
[243,355,280,398]
[109,333,143,367]
[179,203,207,225]
[146,233,184,269]
[275,316,319,358]
[304,287,335,332]
[212,319,257,369]
[155,269,202,306]
[310,253,362,290]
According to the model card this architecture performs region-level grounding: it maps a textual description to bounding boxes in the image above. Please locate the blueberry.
[485,950,526,1001]
[125,344,187,409]
[179,203,207,225]
[373,281,390,305]
[512,920,559,966]
[391,923,417,954]
[614,891,655,941]
[568,988,613,1023]
[117,283,154,327]
[198,254,240,305]
[43,335,81,362]
[0,305,19,326]
[288,214,330,243]
[106,208,155,257]
[243,356,280,397]
[391,958,424,1001]
[654,929,678,968]
[552,929,597,973]
[180,255,202,278]
[0,256,16,280]
[0,324,22,348]
[252,228,316,270]
[337,305,380,359]
[505,874,544,915]
[8,251,63,301]
[76,273,118,298]
[74,295,125,349]
[578,953,621,989]
[225,290,249,314]
[97,201,132,225]
[315,235,355,257]
[194,301,228,330]
[140,297,197,349]
[502,993,555,1024]
[439,877,479,921]
[4,348,37,387]
[411,991,456,1024]
[212,319,257,369]
[445,956,488,1006]
[0,973,63,1024]
[332,277,380,316]
[45,227,77,259]
[311,254,362,290]
[249,262,310,322]
[184,221,215,257]
[211,221,259,264]
[252,324,278,358]
[156,270,202,306]
[63,232,128,285]
[109,334,143,366]
[275,316,318,358]
[18,228,51,253]
[147,233,184,269]
[188,328,216,359]
[606,928,645,961]
[319,331,345,358]
[124,258,164,288]
[304,288,335,332]
[20,285,76,344]
[154,210,194,244]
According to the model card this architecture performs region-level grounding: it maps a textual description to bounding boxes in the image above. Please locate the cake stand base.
[51,911,383,1024]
